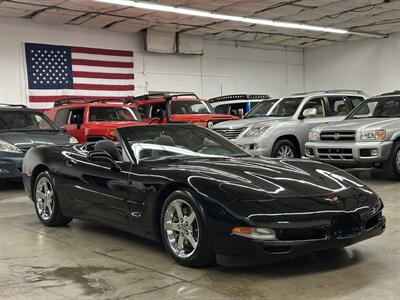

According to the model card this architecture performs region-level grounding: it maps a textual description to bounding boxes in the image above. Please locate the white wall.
[0,17,304,105]
[305,33,400,97]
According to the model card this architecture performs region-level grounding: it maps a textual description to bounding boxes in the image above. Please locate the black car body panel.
[22,125,385,265]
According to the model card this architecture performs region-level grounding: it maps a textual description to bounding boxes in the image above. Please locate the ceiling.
[1,0,400,47]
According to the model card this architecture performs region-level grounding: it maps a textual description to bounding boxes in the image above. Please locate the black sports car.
[22,124,385,267]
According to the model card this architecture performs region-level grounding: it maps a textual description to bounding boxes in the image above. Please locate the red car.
[46,99,148,143]
[127,94,239,128]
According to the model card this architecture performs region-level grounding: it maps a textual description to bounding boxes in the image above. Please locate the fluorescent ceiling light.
[95,0,385,38]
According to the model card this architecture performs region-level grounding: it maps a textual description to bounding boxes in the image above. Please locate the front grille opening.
[263,245,292,254]
[365,212,382,230]
[320,131,356,141]
[277,228,328,241]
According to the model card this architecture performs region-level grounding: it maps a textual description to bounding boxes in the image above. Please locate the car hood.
[0,131,70,149]
[89,121,149,128]
[316,118,400,131]
[155,156,368,199]
[213,117,292,129]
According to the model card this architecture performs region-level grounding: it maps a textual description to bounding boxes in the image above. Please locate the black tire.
[382,141,400,179]
[33,171,72,226]
[272,139,299,158]
[160,189,214,267]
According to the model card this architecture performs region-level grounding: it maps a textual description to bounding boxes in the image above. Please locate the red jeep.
[127,94,239,128]
[46,99,148,143]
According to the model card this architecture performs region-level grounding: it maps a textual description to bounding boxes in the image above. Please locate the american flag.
[24,43,134,109]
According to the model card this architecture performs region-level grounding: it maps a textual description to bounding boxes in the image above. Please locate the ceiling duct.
[177,33,204,55]
[144,28,176,54]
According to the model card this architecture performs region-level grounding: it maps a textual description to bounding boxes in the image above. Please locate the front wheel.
[160,189,214,267]
[382,141,400,179]
[34,171,72,226]
[272,139,298,158]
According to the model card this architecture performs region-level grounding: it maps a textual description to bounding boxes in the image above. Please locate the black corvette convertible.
[22,124,385,267]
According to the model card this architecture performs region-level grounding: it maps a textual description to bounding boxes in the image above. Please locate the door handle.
[66,158,77,167]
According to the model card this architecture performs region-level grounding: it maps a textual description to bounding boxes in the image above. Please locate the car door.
[63,149,132,229]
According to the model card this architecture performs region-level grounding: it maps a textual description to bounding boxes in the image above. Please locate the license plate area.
[331,213,362,238]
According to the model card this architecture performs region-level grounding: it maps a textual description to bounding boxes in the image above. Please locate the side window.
[137,104,151,118]
[302,98,325,117]
[328,96,349,116]
[347,96,364,109]
[68,108,85,125]
[230,103,247,117]
[54,109,69,126]
[150,102,166,118]
[215,104,230,115]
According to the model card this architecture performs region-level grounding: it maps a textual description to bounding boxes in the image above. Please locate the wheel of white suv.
[272,139,298,158]
[382,141,400,179]
[34,171,72,226]
[160,189,214,267]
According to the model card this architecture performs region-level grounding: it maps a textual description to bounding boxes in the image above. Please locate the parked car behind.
[306,91,400,178]
[213,90,367,158]
[127,93,239,128]
[46,98,148,143]
[209,94,271,117]
[0,103,75,179]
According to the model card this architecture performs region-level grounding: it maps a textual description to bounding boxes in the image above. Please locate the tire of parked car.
[382,141,400,179]
[160,189,215,267]
[272,139,299,158]
[33,171,72,226]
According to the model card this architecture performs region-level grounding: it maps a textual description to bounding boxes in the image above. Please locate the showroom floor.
[0,172,399,300]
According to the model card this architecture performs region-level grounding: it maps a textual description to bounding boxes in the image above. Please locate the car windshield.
[267,97,303,117]
[0,110,58,132]
[89,106,141,122]
[347,97,400,119]
[171,100,215,115]
[245,99,278,118]
[118,125,249,163]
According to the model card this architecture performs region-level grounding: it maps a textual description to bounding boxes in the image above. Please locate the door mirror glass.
[303,108,317,118]
[87,151,121,171]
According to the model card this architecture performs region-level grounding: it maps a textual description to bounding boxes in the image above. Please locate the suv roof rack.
[53,97,127,107]
[208,94,270,103]
[0,103,28,108]
[380,90,400,96]
[292,89,366,96]
[126,93,199,103]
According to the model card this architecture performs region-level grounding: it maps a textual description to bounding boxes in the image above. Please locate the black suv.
[0,104,75,179]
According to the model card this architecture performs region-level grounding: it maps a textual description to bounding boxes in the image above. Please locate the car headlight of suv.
[69,137,78,144]
[243,123,271,137]
[309,130,320,142]
[0,140,23,153]
[360,130,386,141]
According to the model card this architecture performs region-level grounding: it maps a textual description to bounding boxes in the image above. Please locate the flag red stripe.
[73,84,134,91]
[29,95,128,103]
[71,47,133,57]
[72,71,134,79]
[72,59,133,68]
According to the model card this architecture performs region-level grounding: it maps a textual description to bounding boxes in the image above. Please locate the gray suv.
[213,90,367,158]
[305,91,400,178]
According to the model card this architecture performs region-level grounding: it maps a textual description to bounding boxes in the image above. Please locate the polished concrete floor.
[0,172,399,300]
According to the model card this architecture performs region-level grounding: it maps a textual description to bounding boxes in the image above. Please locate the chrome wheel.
[396,150,400,172]
[276,145,295,158]
[36,177,55,221]
[163,199,199,258]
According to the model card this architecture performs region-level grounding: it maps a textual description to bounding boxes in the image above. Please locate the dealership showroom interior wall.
[0,1,399,299]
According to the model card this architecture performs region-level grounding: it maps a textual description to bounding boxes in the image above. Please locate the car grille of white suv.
[214,128,246,139]
[320,131,356,141]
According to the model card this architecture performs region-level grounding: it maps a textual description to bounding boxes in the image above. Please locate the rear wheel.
[160,189,214,267]
[272,139,298,158]
[382,141,400,179]
[34,171,72,226]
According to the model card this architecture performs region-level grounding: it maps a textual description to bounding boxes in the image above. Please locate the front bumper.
[0,153,24,179]
[305,141,393,165]
[214,211,385,267]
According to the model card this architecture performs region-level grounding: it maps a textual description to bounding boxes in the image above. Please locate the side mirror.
[302,108,317,119]
[59,125,67,133]
[87,151,121,171]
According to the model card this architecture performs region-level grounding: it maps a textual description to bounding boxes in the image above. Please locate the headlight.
[309,130,320,141]
[232,227,276,240]
[69,137,78,144]
[243,123,271,137]
[360,130,386,141]
[0,140,22,153]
